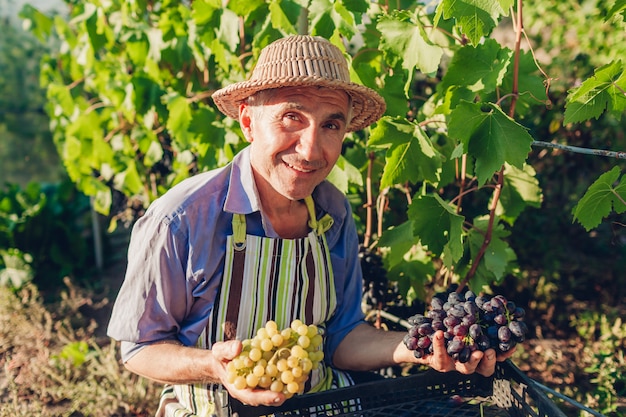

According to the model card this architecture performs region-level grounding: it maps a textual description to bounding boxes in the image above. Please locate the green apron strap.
[232,213,246,249]
[305,195,334,234]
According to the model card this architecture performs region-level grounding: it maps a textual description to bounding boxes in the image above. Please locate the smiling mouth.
[286,162,315,173]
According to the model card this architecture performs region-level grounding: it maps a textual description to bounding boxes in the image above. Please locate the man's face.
[241,86,350,203]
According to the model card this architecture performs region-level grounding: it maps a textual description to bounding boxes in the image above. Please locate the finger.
[496,346,516,362]
[226,385,286,407]
[212,340,242,362]
[475,349,496,377]
[429,331,454,372]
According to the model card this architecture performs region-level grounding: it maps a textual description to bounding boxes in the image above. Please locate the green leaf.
[564,60,626,124]
[0,248,34,289]
[217,9,241,52]
[269,0,304,33]
[467,216,516,288]
[18,5,54,43]
[166,95,192,147]
[572,166,626,231]
[309,0,358,38]
[407,194,464,262]
[378,221,420,268]
[377,12,443,95]
[368,117,443,188]
[440,39,512,96]
[496,163,543,225]
[435,0,511,45]
[448,102,533,185]
[327,155,363,193]
[607,0,626,21]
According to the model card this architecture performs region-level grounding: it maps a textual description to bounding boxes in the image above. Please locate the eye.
[284,112,300,122]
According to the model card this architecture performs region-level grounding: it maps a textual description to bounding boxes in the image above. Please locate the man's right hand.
[212,340,288,407]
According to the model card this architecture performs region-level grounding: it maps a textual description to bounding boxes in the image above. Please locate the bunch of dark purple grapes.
[403,290,528,362]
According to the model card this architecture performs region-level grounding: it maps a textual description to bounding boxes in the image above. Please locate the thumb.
[212,340,242,362]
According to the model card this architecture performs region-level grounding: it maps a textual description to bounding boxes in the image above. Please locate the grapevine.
[225,320,324,399]
[403,289,528,362]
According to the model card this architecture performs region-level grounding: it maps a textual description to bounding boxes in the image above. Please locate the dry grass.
[0,281,160,417]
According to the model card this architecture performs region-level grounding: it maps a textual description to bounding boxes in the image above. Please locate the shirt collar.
[224,146,261,215]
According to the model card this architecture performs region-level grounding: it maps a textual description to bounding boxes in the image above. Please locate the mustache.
[281,156,326,170]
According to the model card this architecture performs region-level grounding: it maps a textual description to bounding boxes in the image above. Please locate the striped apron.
[156,196,354,417]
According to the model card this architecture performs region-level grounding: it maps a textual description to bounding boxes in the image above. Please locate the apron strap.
[305,196,334,234]
[232,213,247,250]
[232,196,334,248]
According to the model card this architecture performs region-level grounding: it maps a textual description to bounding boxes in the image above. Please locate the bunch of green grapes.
[225,319,324,399]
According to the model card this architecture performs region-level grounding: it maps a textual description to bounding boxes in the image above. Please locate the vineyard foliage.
[19,0,626,296]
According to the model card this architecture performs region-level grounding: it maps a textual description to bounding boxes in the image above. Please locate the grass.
[0,280,160,417]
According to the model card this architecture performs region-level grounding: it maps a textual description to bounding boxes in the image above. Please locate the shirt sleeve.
[106,192,227,363]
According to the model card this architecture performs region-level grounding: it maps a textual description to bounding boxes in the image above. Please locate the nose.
[295,126,323,161]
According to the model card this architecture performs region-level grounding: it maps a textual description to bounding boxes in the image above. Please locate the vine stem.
[363,152,376,248]
[532,141,626,159]
[459,0,524,290]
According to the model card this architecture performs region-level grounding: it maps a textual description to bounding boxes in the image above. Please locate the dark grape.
[431,298,444,310]
[417,337,432,349]
[453,324,468,337]
[512,307,526,319]
[405,336,419,351]
[447,339,465,355]
[464,301,478,316]
[476,334,492,350]
[469,323,482,339]
[458,346,472,363]
[418,322,434,336]
[404,289,529,359]
[498,326,512,343]
[444,316,460,328]
[494,313,507,326]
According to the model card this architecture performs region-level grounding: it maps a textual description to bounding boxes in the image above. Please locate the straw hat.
[212,35,386,132]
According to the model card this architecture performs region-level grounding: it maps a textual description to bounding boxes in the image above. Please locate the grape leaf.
[377,12,443,94]
[468,216,516,288]
[378,221,420,269]
[166,95,192,147]
[448,102,533,186]
[496,163,543,225]
[434,0,511,45]
[268,0,300,33]
[388,259,433,304]
[440,39,512,95]
[564,60,626,124]
[308,0,359,39]
[607,0,626,21]
[572,166,626,231]
[407,194,464,263]
[327,155,362,194]
[368,117,443,188]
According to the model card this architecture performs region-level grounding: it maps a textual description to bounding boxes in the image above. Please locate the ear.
[239,103,253,143]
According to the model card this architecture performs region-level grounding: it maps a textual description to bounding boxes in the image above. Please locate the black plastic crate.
[231,360,567,417]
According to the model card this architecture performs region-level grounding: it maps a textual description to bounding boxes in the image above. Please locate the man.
[107,35,509,416]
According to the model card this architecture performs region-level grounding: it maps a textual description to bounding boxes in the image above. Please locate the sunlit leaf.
[435,0,511,45]
[377,12,443,94]
[408,194,464,263]
[448,102,533,185]
[572,166,626,231]
[564,60,626,124]
[369,117,443,188]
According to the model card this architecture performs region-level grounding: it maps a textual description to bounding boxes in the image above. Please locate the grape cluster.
[403,290,528,362]
[359,245,389,310]
[225,320,324,399]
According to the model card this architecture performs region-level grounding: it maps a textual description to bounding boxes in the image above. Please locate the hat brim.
[212,77,386,132]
